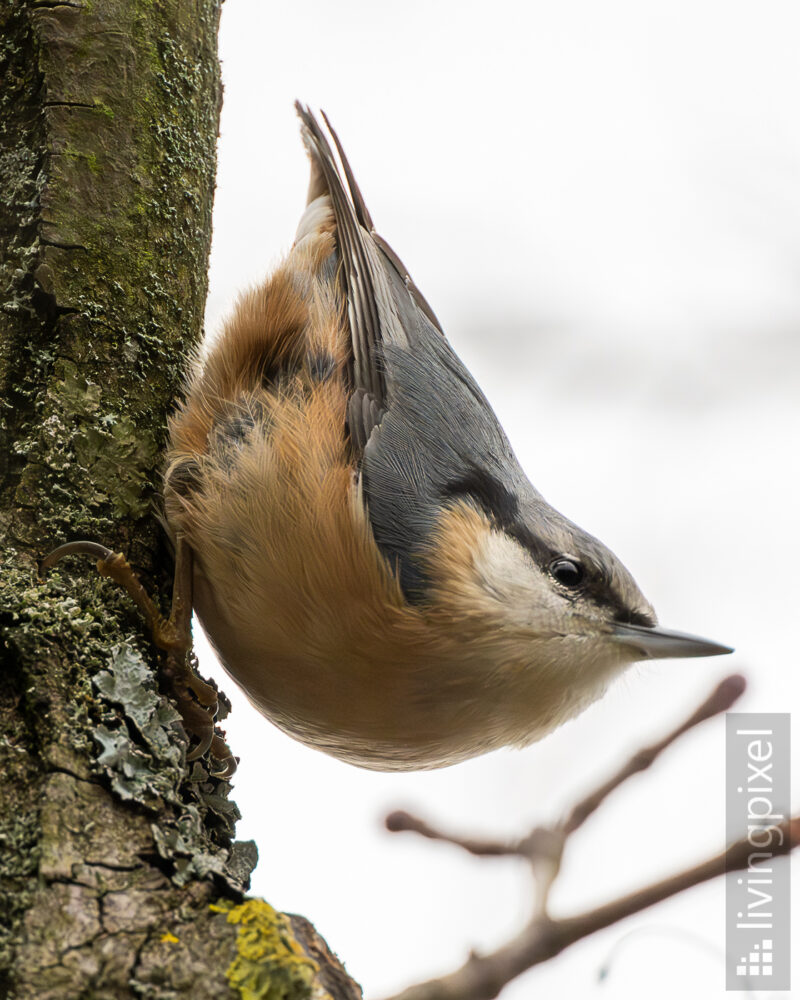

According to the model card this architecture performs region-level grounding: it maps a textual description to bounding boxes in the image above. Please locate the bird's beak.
[612,622,733,660]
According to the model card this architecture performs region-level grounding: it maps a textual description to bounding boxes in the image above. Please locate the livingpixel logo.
[736,938,773,979]
[726,714,791,991]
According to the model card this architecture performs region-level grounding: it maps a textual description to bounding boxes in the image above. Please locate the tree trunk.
[0,2,360,997]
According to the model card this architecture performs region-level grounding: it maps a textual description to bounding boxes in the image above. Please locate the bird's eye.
[550,557,584,588]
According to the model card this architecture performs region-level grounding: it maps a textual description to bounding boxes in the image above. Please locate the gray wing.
[296,105,544,600]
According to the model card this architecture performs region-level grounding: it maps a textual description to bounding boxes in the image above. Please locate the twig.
[560,673,746,835]
[382,674,797,1000]
[384,818,799,1000]
[385,812,519,858]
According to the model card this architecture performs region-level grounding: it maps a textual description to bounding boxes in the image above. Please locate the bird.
[157,104,732,772]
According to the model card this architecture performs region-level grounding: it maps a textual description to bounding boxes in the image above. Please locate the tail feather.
[320,109,375,233]
[296,102,384,404]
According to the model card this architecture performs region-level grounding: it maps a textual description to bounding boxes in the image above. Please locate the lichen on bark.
[211,900,320,1000]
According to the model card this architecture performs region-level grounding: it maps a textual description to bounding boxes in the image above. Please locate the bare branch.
[385,812,518,858]
[561,672,746,835]
[382,675,796,1000]
[384,818,799,1000]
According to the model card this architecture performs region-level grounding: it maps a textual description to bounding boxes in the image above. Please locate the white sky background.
[196,2,800,997]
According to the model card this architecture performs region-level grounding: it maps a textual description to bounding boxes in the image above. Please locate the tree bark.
[0,2,361,997]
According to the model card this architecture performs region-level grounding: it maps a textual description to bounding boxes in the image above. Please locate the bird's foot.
[40,539,237,778]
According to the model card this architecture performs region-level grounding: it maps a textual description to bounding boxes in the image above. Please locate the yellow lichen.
[160,931,180,944]
[212,899,319,1000]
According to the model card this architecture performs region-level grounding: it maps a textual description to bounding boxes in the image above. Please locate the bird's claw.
[41,538,237,777]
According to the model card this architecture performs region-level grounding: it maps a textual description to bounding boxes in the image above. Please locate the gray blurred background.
[195,2,800,996]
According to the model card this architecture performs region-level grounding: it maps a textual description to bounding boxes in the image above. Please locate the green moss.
[212,900,319,1000]
[62,146,100,174]
[0,0,224,555]
[92,99,115,119]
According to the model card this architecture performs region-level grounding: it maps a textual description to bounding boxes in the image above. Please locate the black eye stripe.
[443,468,519,527]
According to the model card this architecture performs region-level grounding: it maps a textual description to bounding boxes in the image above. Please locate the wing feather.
[294,105,541,603]
[295,103,385,404]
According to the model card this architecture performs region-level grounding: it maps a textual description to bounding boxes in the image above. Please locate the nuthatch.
[49,106,731,774]
[155,104,733,770]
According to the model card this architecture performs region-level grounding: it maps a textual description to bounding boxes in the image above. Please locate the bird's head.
[423,489,731,693]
